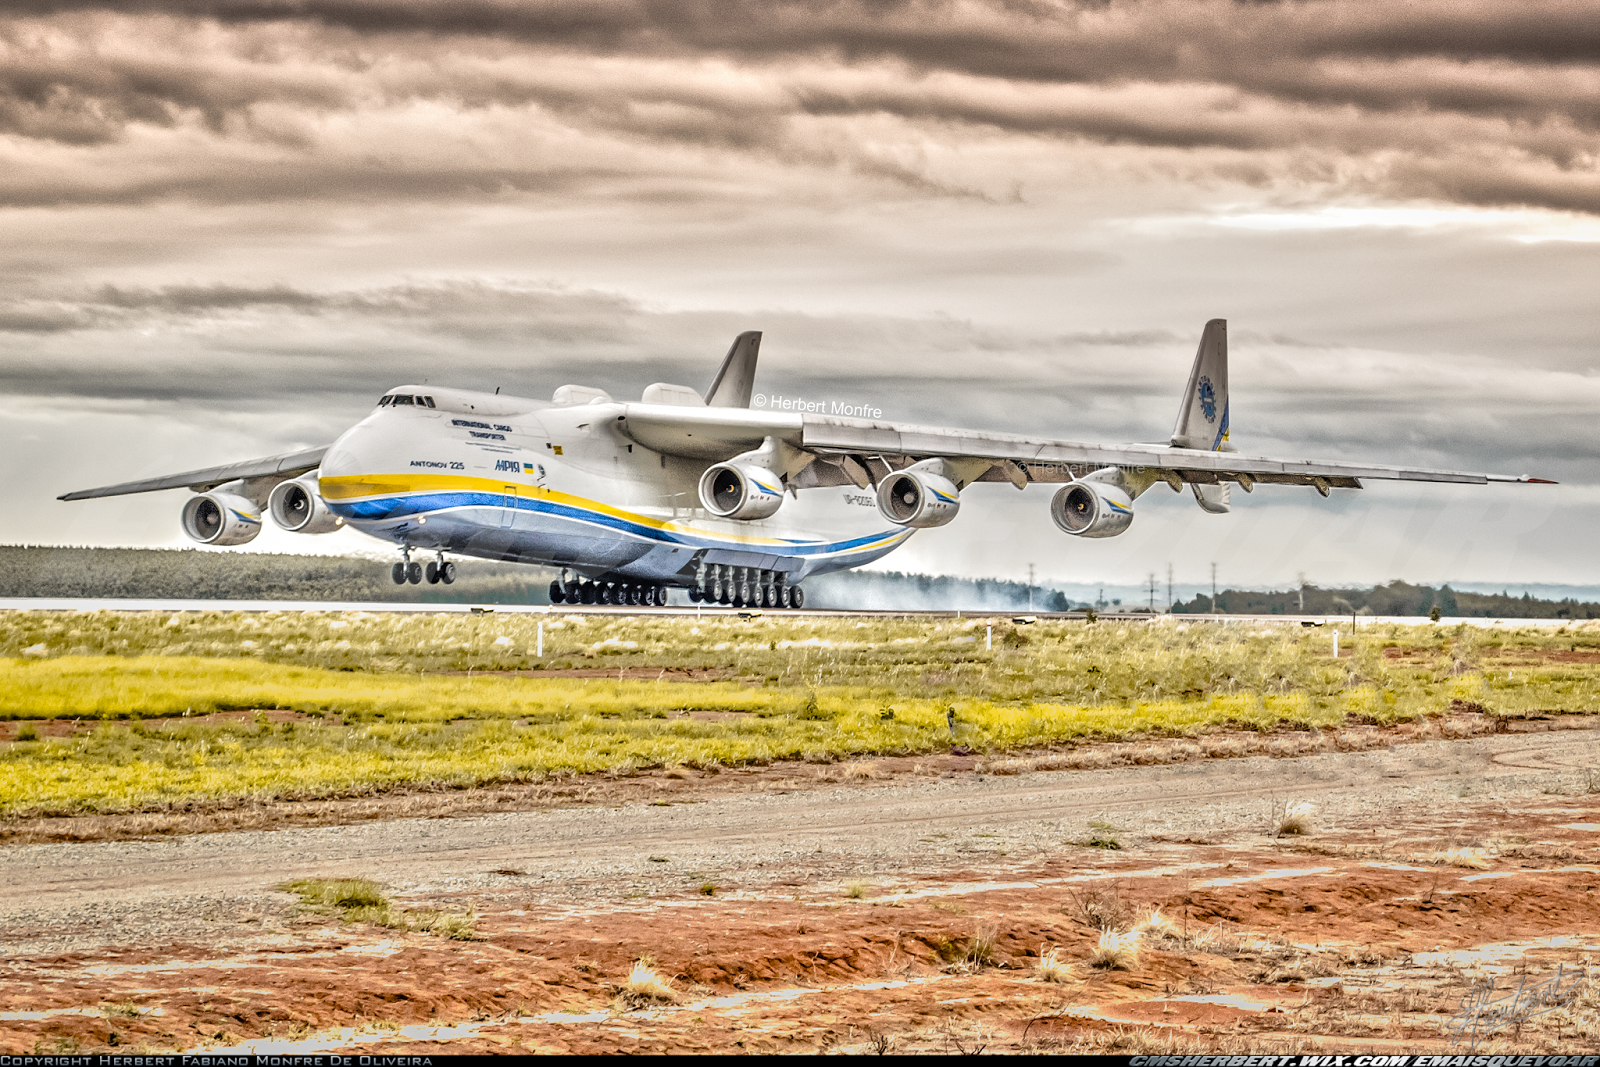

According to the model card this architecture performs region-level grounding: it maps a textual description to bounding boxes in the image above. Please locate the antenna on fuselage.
[705,331,761,408]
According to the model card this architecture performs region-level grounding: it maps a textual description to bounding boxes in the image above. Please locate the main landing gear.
[391,550,455,585]
[549,577,669,607]
[687,565,803,609]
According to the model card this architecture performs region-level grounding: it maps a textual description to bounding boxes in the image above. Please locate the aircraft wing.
[57,446,328,501]
[617,405,1551,490]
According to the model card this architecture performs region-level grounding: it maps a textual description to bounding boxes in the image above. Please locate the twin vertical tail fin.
[705,331,762,408]
[1171,319,1232,514]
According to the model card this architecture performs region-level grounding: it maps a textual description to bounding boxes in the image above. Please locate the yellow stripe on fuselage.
[318,472,903,551]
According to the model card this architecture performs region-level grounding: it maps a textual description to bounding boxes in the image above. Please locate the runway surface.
[0,597,1573,626]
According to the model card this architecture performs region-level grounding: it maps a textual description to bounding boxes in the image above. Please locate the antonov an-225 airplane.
[61,321,1550,609]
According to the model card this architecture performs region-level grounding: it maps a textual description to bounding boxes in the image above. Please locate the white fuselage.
[317,385,912,585]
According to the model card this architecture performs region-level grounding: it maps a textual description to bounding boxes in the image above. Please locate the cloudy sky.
[4,0,1598,592]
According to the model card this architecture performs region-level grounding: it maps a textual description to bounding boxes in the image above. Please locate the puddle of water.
[80,944,401,978]
[1306,933,1600,989]
[1194,866,1335,888]
[1362,861,1433,872]
[870,864,1200,905]
[1460,864,1600,883]
[1160,992,1273,1011]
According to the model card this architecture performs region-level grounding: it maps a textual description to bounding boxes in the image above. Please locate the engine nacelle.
[268,474,342,534]
[699,462,785,520]
[1051,481,1134,538]
[877,468,961,528]
[181,492,263,546]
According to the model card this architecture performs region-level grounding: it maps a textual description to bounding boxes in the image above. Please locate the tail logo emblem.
[1197,377,1217,422]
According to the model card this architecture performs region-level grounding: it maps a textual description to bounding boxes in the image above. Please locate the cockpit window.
[377,396,390,406]
[422,395,436,408]
[392,394,415,406]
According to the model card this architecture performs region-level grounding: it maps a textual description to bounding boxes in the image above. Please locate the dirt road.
[4,722,1599,1054]
[4,724,1597,934]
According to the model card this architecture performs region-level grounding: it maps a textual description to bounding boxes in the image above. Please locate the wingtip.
[1527,477,1559,484]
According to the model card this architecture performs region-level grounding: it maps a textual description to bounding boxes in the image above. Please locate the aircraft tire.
[564,580,581,602]
[549,580,565,604]
[626,585,640,606]
[425,561,440,584]
[688,587,701,603]
[406,562,423,584]
[580,581,596,605]
[654,586,668,607]
[788,586,803,609]
[440,561,456,584]
[391,563,407,585]
[718,582,731,605]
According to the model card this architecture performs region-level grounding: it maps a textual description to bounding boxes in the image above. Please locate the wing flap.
[59,446,328,501]
[615,407,1544,488]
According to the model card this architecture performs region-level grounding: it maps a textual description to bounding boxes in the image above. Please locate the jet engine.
[181,492,263,546]
[877,467,960,528]
[268,474,342,534]
[1051,481,1134,538]
[699,462,785,520]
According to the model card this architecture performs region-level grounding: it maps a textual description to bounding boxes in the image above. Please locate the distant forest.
[4,547,1586,617]
[1172,580,1600,620]
[0,546,1068,610]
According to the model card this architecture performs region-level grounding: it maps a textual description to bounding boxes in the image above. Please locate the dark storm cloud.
[0,1,1596,211]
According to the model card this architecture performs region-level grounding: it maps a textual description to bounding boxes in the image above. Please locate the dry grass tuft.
[283,877,477,939]
[841,760,880,780]
[618,957,677,1008]
[1066,885,1132,931]
[1132,906,1178,940]
[1423,846,1491,869]
[843,880,870,899]
[1034,945,1075,983]
[1275,799,1318,837]
[1090,929,1141,970]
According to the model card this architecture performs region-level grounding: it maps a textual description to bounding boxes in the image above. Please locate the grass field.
[2,611,1598,817]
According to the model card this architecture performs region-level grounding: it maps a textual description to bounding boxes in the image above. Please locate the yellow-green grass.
[8,610,1600,708]
[0,650,1589,818]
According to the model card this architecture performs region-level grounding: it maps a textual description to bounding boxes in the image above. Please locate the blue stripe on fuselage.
[331,491,906,558]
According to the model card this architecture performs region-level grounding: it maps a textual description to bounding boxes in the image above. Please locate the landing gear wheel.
[391,562,407,585]
[580,581,596,605]
[549,580,565,604]
[565,580,581,602]
[406,561,423,584]
[654,586,668,607]
[440,561,456,584]
[787,586,803,609]
[425,561,440,584]
[688,587,702,603]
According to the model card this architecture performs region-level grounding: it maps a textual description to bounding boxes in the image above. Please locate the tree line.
[1172,579,1600,619]
[0,546,1070,610]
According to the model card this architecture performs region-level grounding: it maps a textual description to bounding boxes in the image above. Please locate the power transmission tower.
[1167,563,1173,613]
[1297,571,1306,613]
[1211,562,1219,615]
[1027,563,1035,610]
[1148,572,1156,613]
